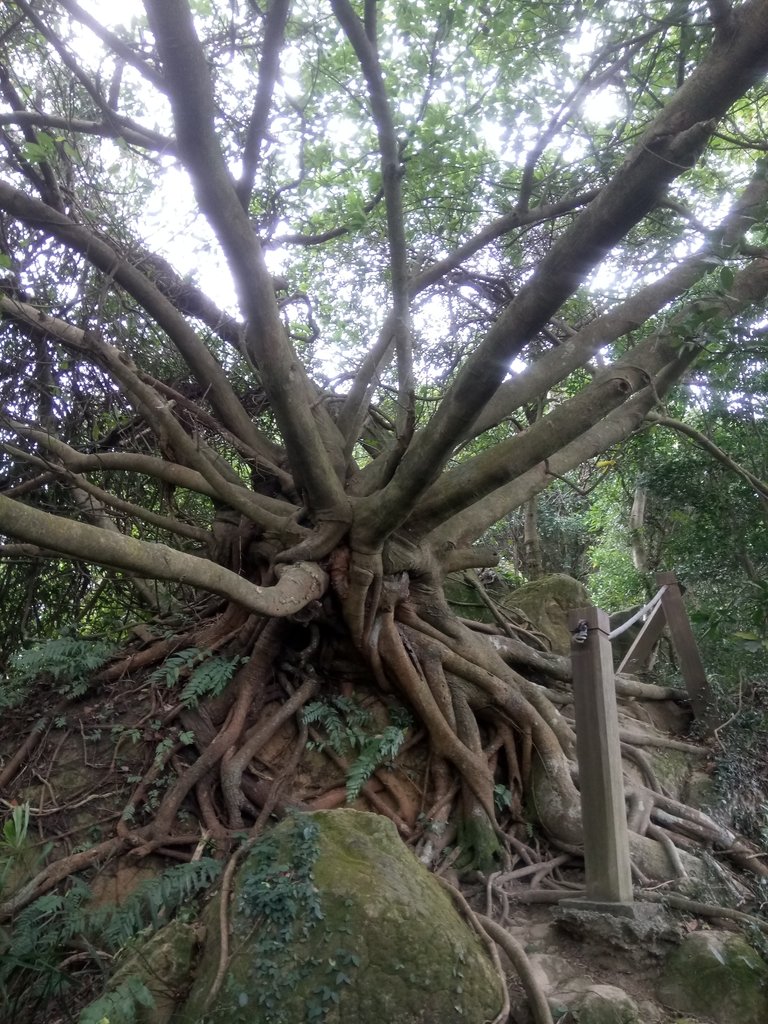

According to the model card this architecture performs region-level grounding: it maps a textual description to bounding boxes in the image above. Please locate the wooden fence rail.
[566,571,715,913]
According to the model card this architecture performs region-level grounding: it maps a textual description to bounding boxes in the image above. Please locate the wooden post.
[568,607,634,909]
[655,571,717,732]
[617,598,666,674]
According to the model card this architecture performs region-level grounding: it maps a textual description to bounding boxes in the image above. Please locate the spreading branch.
[143,0,350,514]
[353,0,768,546]
[0,493,327,616]
[331,0,414,437]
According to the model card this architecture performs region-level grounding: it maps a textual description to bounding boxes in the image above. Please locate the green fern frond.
[180,655,241,707]
[0,859,221,1018]
[345,725,409,801]
[147,647,207,688]
[2,635,114,708]
[98,858,222,949]
[302,697,411,801]
[78,976,154,1024]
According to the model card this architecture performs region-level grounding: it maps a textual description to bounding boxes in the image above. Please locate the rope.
[607,585,667,640]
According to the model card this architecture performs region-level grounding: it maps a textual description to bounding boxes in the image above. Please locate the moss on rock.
[444,572,591,656]
[569,984,640,1024]
[80,920,202,1024]
[174,809,504,1024]
[507,575,591,654]
[657,930,768,1024]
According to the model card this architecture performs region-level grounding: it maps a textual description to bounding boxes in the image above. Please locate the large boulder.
[172,809,504,1024]
[567,984,641,1024]
[507,575,591,655]
[656,929,768,1024]
[444,572,590,655]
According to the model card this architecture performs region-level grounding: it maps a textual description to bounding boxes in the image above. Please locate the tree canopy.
[0,0,766,617]
[1,1,768,1014]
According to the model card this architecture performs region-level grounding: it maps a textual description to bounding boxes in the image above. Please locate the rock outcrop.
[172,809,504,1024]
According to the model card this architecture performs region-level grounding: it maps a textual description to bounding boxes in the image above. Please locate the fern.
[180,654,241,707]
[303,696,371,755]
[303,697,411,801]
[147,646,206,688]
[98,858,221,948]
[345,724,410,800]
[2,634,114,708]
[0,859,221,1019]
[78,976,154,1024]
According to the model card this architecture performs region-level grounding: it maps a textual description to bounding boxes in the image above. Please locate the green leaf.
[719,266,735,291]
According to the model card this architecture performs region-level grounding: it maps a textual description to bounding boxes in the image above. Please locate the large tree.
[1,0,768,928]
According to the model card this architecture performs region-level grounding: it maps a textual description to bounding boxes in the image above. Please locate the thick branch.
[56,0,166,91]
[2,445,217,501]
[0,182,276,462]
[2,441,209,543]
[428,375,669,549]
[331,0,413,436]
[354,0,768,544]
[336,192,599,448]
[143,0,349,511]
[0,494,327,616]
[0,298,294,532]
[465,167,768,439]
[430,254,768,545]
[410,363,655,534]
[0,111,174,153]
[707,0,734,31]
[69,485,167,611]
[235,0,291,207]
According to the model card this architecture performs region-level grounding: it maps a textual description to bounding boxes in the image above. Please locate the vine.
[221,813,360,1024]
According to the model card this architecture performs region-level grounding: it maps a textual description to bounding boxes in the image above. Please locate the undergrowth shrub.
[0,857,221,1022]
[0,803,45,900]
[1,633,115,710]
[712,677,768,844]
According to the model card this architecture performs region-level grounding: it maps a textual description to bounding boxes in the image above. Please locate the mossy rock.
[173,809,504,1024]
[80,920,202,1024]
[657,930,768,1024]
[443,574,501,625]
[646,748,694,804]
[568,984,640,1023]
[445,572,590,655]
[507,575,591,654]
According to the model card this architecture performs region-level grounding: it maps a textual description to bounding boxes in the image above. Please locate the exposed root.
[478,911,555,1024]
[4,557,768,1013]
[639,889,768,934]
[434,876,513,1024]
[221,675,317,829]
[646,823,688,879]
[338,546,384,647]
[0,837,127,919]
[0,703,64,789]
[149,619,283,840]
[462,570,552,652]
[619,731,706,754]
[378,608,497,824]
